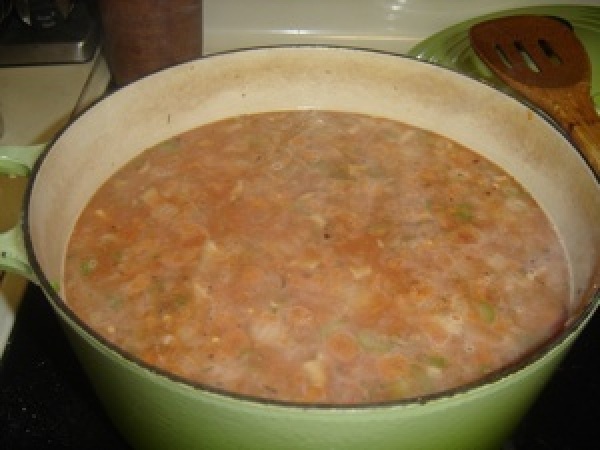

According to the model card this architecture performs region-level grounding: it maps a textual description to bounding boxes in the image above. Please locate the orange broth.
[64,110,569,404]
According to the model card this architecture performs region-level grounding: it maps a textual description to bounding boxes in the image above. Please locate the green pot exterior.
[52,297,592,450]
[22,47,600,450]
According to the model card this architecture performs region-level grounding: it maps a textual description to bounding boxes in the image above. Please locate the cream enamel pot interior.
[2,47,600,450]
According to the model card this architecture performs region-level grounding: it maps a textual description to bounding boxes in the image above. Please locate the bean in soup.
[64,110,569,404]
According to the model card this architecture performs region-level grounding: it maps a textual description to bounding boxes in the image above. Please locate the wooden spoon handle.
[571,121,600,177]
[518,83,600,177]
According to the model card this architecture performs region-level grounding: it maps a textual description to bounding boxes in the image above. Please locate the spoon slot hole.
[494,44,513,70]
[538,39,563,67]
[514,41,540,73]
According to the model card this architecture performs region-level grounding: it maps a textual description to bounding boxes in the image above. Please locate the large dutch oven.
[1,47,600,450]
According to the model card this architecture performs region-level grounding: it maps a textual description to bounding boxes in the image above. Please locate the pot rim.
[22,44,600,411]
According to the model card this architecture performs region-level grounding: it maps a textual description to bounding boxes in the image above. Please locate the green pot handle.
[0,144,47,283]
[0,144,45,176]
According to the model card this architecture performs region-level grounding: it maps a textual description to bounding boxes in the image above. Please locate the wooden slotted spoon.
[469,15,600,175]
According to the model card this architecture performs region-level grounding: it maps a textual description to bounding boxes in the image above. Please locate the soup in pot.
[63,110,569,404]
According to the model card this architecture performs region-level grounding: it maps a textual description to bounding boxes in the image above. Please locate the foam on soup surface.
[64,111,569,404]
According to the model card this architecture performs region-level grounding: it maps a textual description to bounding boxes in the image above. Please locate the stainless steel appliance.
[14,0,74,28]
[0,0,99,65]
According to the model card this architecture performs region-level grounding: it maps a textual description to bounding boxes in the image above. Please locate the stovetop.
[2,2,600,448]
[1,283,600,449]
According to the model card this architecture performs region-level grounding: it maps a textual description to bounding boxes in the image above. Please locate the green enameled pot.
[1,47,600,450]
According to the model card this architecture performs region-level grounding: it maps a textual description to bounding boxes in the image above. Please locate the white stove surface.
[0,50,111,354]
[202,0,600,55]
[1,0,597,356]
